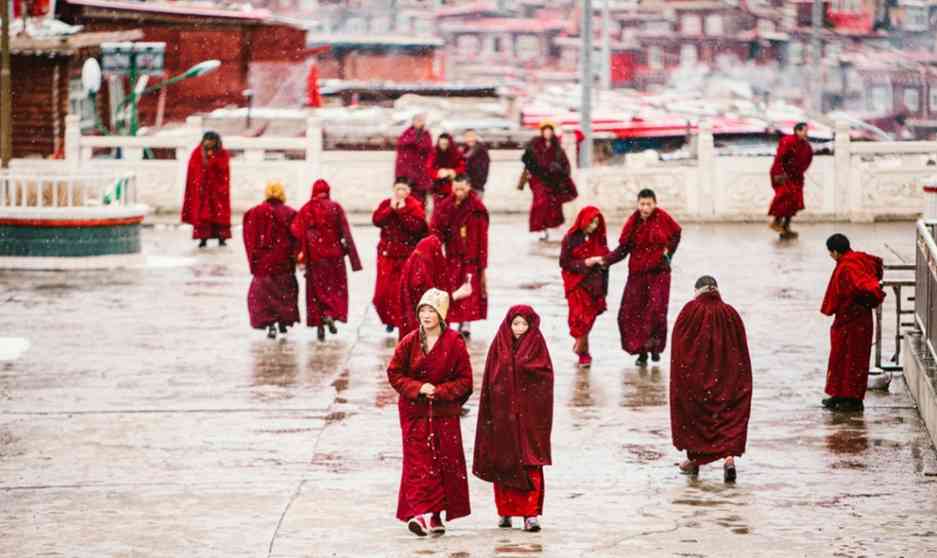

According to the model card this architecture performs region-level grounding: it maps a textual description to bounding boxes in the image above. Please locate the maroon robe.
[560,206,611,339]
[181,146,231,239]
[464,142,490,192]
[670,290,753,465]
[474,306,553,515]
[430,191,489,324]
[521,136,578,232]
[821,251,885,400]
[768,134,813,219]
[388,328,473,522]
[243,199,300,329]
[395,126,434,203]
[372,196,428,328]
[398,236,450,339]
[290,180,362,326]
[426,133,466,203]
[607,208,682,355]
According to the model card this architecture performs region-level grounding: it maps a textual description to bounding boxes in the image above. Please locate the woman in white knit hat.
[387,288,474,537]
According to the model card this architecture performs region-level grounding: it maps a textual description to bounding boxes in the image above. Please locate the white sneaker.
[523,517,541,532]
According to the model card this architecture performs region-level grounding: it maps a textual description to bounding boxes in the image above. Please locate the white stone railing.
[7,115,934,220]
[0,169,138,209]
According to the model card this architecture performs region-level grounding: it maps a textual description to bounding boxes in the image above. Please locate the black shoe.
[385,324,395,334]
[278,323,288,334]
[822,397,841,409]
[635,353,648,367]
[266,325,277,339]
[724,462,737,483]
[218,238,227,247]
[498,516,512,529]
[833,398,864,412]
[316,326,326,341]
[651,352,661,363]
[198,239,208,248]
[324,317,338,335]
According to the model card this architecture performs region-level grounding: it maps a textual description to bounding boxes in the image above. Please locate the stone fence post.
[64,114,81,172]
[834,119,853,220]
[302,114,323,200]
[697,120,715,218]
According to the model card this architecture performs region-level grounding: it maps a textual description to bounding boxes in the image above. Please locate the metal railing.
[914,220,937,364]
[876,265,916,372]
[0,172,138,208]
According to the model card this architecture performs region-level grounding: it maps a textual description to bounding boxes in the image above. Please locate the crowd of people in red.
[181,119,886,536]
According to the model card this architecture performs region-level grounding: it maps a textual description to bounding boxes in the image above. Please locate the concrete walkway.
[2,219,936,557]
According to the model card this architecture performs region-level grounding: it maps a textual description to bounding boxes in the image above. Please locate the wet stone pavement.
[2,218,937,558]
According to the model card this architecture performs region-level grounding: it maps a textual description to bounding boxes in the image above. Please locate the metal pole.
[1,0,12,168]
[811,0,823,112]
[601,0,611,91]
[580,0,593,169]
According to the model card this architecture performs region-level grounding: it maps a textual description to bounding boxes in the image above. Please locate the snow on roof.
[440,17,571,33]
[65,0,274,21]
[307,33,445,48]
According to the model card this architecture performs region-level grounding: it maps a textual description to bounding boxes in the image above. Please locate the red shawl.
[560,206,610,297]
[242,199,298,276]
[615,208,682,273]
[473,306,554,490]
[181,146,231,226]
[821,251,885,322]
[398,235,450,336]
[521,136,578,202]
[387,327,473,420]
[670,291,752,461]
[430,191,489,271]
[427,133,466,198]
[770,134,813,187]
[395,126,434,193]
[290,179,362,270]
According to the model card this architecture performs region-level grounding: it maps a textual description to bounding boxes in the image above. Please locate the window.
[787,41,803,65]
[904,6,928,31]
[904,87,920,112]
[681,14,702,35]
[516,35,541,61]
[705,14,723,36]
[68,79,97,130]
[930,86,937,113]
[648,46,662,70]
[868,86,890,113]
[457,34,480,56]
[680,43,698,65]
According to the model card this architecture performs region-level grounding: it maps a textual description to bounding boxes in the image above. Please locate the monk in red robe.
[519,122,578,241]
[473,306,553,532]
[768,122,813,236]
[290,179,362,341]
[463,129,490,197]
[242,181,300,339]
[821,234,885,412]
[397,235,471,340]
[560,206,610,368]
[431,175,489,338]
[395,114,434,205]
[181,131,231,247]
[671,276,752,483]
[388,288,473,537]
[372,178,428,333]
[427,133,466,204]
[606,189,682,366]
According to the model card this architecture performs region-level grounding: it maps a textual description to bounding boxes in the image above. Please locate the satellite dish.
[82,58,102,95]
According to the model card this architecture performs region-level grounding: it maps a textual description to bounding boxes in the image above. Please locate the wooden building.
[9,28,142,158]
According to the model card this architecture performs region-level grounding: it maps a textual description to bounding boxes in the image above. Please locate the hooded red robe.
[768,134,813,219]
[426,133,466,202]
[607,208,682,355]
[473,306,554,517]
[670,289,753,465]
[521,136,578,232]
[430,191,489,324]
[465,141,491,192]
[395,126,434,202]
[243,199,300,329]
[560,206,611,339]
[181,146,231,239]
[372,195,428,328]
[290,180,362,326]
[821,250,885,400]
[388,327,473,522]
[398,236,450,339]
